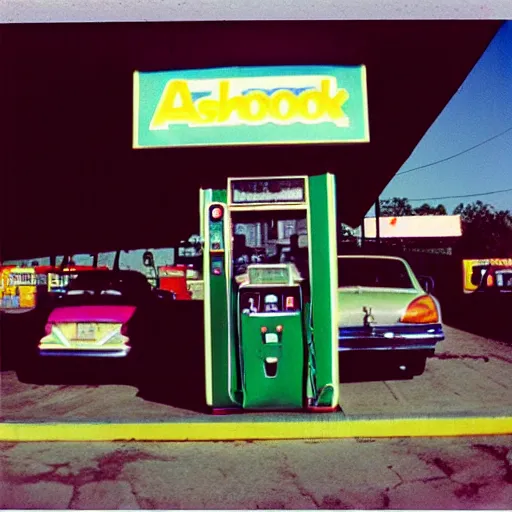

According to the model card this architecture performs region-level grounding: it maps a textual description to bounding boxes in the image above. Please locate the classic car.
[337,255,445,377]
[17,269,175,381]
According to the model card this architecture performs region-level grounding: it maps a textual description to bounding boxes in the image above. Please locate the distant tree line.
[340,198,512,257]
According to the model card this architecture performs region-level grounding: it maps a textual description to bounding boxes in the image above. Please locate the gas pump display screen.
[248,266,290,285]
[230,178,306,204]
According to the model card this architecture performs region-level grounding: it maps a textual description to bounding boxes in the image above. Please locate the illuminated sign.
[229,177,306,205]
[133,65,369,148]
[8,272,38,286]
[462,258,512,293]
[364,215,462,238]
[489,258,512,266]
[48,273,74,291]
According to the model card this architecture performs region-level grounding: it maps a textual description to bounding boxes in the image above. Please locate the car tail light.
[44,322,54,335]
[120,324,129,336]
[401,295,439,324]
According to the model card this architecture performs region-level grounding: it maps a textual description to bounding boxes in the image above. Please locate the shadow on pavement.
[1,301,208,414]
[441,293,511,345]
[339,353,420,383]
[3,292,509,416]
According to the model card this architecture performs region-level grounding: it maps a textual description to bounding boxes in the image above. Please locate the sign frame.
[133,65,370,149]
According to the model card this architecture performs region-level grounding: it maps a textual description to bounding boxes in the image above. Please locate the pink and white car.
[17,270,175,381]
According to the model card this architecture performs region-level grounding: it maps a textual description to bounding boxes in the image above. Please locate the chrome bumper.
[338,323,444,352]
[39,348,130,358]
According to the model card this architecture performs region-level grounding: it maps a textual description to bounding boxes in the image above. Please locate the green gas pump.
[238,264,305,410]
[202,174,339,414]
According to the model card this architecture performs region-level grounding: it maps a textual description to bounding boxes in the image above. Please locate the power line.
[398,186,512,203]
[396,125,512,177]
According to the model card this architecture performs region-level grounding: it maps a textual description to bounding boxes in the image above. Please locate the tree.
[453,201,512,257]
[379,198,447,217]
[413,203,447,216]
[379,197,413,217]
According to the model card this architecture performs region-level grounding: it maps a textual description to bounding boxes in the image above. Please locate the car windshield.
[57,271,151,306]
[338,258,414,289]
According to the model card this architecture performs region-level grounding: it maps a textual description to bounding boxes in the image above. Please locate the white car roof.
[338,254,407,262]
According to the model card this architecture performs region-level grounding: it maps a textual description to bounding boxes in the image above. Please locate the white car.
[337,255,445,377]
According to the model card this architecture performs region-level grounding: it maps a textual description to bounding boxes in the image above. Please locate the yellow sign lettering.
[239,91,269,123]
[149,77,351,130]
[195,98,219,124]
[268,90,297,121]
[217,80,244,123]
[150,80,201,130]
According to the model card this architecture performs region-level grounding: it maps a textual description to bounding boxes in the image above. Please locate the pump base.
[307,405,340,413]
[211,407,243,415]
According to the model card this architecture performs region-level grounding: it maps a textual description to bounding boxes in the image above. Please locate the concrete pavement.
[1,436,511,509]
[1,325,511,427]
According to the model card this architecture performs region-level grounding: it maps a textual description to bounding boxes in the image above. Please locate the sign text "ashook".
[150,77,350,130]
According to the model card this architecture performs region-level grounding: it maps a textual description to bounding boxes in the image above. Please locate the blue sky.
[372,20,512,217]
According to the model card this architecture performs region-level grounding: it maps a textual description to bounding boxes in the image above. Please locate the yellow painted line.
[1,417,511,442]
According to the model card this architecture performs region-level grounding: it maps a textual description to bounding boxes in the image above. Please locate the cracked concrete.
[280,452,321,508]
[70,480,140,509]
[1,436,511,509]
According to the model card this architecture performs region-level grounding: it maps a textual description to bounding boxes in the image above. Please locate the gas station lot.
[1,325,511,423]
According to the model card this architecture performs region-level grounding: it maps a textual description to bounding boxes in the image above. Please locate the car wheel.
[120,354,138,385]
[406,355,427,377]
[16,353,50,384]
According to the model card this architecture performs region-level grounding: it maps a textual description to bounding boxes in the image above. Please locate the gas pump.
[238,264,306,409]
[202,174,339,413]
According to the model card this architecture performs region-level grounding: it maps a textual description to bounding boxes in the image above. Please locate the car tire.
[406,354,427,377]
[16,353,51,384]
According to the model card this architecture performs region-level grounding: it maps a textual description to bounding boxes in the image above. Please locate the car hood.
[48,305,137,324]
[337,287,423,327]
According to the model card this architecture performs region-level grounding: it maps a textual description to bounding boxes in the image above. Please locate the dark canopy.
[2,21,502,260]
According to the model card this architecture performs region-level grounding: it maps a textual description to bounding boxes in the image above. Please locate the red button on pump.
[211,207,223,220]
[276,325,283,333]
[261,326,268,334]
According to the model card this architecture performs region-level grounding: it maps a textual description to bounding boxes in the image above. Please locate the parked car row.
[11,253,444,382]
